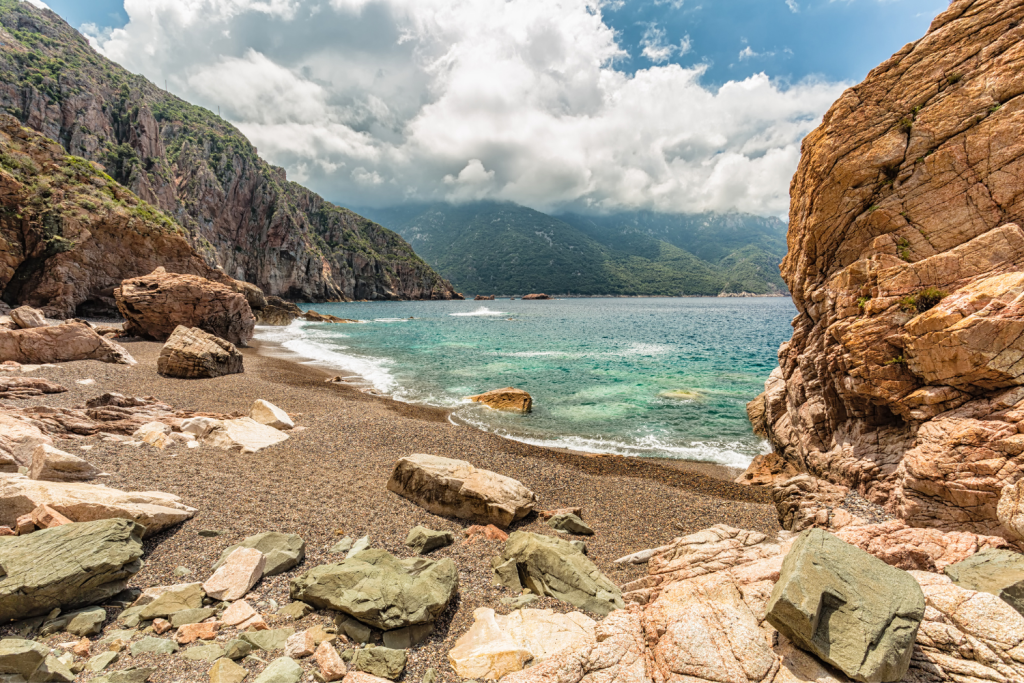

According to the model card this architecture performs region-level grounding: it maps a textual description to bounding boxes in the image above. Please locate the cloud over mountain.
[88,0,846,216]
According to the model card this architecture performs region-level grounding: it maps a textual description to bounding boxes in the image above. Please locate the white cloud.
[786,0,799,13]
[90,0,845,217]
[23,0,49,9]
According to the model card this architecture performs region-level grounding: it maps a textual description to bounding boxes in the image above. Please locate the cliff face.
[755,0,1024,540]
[0,1,458,311]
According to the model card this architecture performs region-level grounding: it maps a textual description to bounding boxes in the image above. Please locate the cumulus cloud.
[87,0,845,216]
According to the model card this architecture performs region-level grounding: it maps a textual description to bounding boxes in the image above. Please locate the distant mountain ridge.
[0,0,458,311]
[356,202,789,296]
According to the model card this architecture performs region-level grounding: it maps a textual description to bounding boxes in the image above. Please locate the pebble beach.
[2,337,779,682]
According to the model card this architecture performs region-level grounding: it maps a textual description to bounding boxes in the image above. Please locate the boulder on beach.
[214,532,306,577]
[29,444,108,482]
[492,531,623,616]
[0,376,67,400]
[290,548,458,630]
[0,413,52,471]
[765,529,925,683]
[943,548,1024,616]
[546,513,593,535]
[157,325,244,378]
[9,306,45,329]
[0,639,74,682]
[115,268,255,346]
[466,387,533,414]
[202,417,289,453]
[137,582,206,620]
[387,453,537,528]
[0,322,136,365]
[0,518,144,622]
[0,474,196,537]
[250,399,294,430]
[404,526,454,555]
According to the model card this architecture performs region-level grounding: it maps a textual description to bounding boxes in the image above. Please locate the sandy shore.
[2,337,778,682]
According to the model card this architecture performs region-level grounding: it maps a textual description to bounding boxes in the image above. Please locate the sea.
[254,297,796,469]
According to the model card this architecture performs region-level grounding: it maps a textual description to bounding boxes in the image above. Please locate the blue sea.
[255,297,796,468]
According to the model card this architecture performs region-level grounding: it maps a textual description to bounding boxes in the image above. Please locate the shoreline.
[251,331,748,483]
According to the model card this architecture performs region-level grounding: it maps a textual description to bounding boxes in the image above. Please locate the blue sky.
[43,0,945,216]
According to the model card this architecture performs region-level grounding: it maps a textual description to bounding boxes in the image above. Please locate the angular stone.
[0,518,143,622]
[224,639,254,660]
[243,628,296,652]
[30,503,72,529]
[943,548,1024,616]
[250,400,294,430]
[10,306,45,329]
[72,638,91,657]
[404,526,454,554]
[210,657,249,683]
[335,615,371,644]
[448,608,533,680]
[382,623,433,650]
[0,639,50,678]
[0,474,196,538]
[0,322,136,366]
[170,607,217,627]
[291,549,458,630]
[766,529,925,683]
[115,269,255,346]
[466,387,533,413]
[494,532,623,616]
[92,667,156,683]
[546,513,593,536]
[464,525,508,544]
[315,640,347,681]
[203,418,288,453]
[253,656,303,683]
[182,644,228,662]
[222,600,258,626]
[239,613,269,631]
[347,647,406,680]
[0,412,51,471]
[176,621,220,644]
[87,651,119,673]
[152,618,172,634]
[129,637,179,656]
[157,326,244,378]
[40,606,107,637]
[29,444,107,482]
[330,537,353,554]
[214,532,305,577]
[138,583,205,619]
[204,546,265,601]
[284,629,316,658]
[387,453,537,528]
[277,601,312,620]
[347,535,369,557]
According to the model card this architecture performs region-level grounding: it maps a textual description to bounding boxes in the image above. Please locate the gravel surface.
[1,337,778,683]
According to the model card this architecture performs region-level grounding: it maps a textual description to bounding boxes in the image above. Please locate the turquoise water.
[254,297,796,467]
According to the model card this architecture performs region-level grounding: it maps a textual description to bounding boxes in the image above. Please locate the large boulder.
[0,518,144,621]
[943,548,1024,616]
[157,325,244,378]
[9,306,45,329]
[0,474,196,537]
[766,529,925,682]
[466,387,533,414]
[386,453,537,528]
[115,268,255,346]
[0,412,51,471]
[0,322,136,365]
[29,444,107,482]
[289,548,458,630]
[0,639,73,682]
[493,532,623,616]
[214,532,306,577]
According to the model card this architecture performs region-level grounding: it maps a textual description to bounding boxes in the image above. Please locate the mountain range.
[356,203,789,296]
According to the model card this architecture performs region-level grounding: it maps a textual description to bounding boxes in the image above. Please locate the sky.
[38,0,943,217]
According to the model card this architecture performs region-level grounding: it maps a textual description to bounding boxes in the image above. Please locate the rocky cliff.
[0,0,458,312]
[751,0,1024,542]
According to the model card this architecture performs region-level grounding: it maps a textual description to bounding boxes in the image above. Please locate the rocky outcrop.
[0,376,67,399]
[474,295,496,301]
[0,5,458,308]
[387,454,538,528]
[466,387,533,414]
[258,296,302,326]
[521,294,551,300]
[157,325,244,378]
[748,0,1024,541]
[943,548,1024,616]
[116,270,255,345]
[0,322,136,365]
[0,518,144,621]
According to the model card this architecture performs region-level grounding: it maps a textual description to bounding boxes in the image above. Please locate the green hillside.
[356,202,789,296]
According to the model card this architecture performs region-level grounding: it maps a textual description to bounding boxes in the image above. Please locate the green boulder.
[138,583,205,619]
[253,657,303,683]
[346,646,407,680]
[492,532,623,615]
[291,549,457,630]
[404,526,454,554]
[243,627,295,652]
[129,637,179,656]
[170,607,217,627]
[944,548,1024,616]
[766,528,925,683]
[40,606,107,636]
[215,532,305,576]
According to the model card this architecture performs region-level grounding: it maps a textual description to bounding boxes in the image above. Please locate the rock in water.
[492,532,623,616]
[214,532,306,577]
[115,268,255,346]
[766,529,924,682]
[157,326,244,378]
[466,387,533,413]
[29,444,107,482]
[943,548,1024,617]
[521,294,550,300]
[386,453,537,528]
[404,526,454,554]
[9,306,46,329]
[0,518,144,622]
[290,548,458,630]
[257,297,302,326]
[747,0,1024,541]
[250,399,294,430]
[0,323,136,365]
